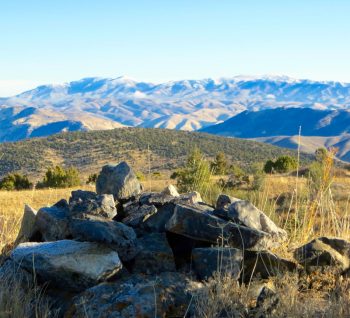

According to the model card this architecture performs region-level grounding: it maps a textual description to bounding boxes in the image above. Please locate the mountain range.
[1,75,350,143]
[201,108,350,161]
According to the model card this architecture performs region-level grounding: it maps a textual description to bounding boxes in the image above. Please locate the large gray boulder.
[228,200,287,242]
[35,205,70,241]
[11,240,122,291]
[132,233,176,274]
[294,237,350,271]
[70,272,202,318]
[69,190,117,219]
[192,247,243,280]
[96,161,142,201]
[166,204,275,251]
[69,216,139,262]
[15,204,38,245]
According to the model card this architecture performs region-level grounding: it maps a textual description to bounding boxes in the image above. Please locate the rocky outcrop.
[4,162,305,317]
[69,272,202,318]
[10,240,122,291]
[96,161,142,200]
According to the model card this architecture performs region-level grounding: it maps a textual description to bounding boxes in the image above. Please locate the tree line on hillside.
[0,166,81,190]
[0,147,336,192]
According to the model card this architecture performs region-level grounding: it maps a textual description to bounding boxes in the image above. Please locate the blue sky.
[0,0,349,96]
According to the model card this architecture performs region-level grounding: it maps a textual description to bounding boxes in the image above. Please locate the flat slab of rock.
[294,237,350,271]
[166,204,275,251]
[70,272,202,318]
[96,161,142,201]
[228,200,287,242]
[132,233,176,274]
[11,240,122,291]
[192,247,243,280]
[69,217,138,262]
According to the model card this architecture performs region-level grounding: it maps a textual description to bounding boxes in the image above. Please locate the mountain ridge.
[201,108,350,161]
[1,75,350,142]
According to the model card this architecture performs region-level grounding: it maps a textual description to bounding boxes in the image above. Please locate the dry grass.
[192,271,350,317]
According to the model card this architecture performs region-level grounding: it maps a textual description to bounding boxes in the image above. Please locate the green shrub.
[0,173,32,190]
[264,156,297,174]
[263,159,275,173]
[174,147,211,193]
[38,166,81,188]
[211,151,228,175]
[251,163,266,190]
[274,156,297,173]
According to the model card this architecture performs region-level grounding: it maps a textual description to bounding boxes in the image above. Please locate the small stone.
[162,184,180,197]
[216,194,240,210]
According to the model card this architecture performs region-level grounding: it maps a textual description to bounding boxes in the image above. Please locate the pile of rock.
[2,161,350,317]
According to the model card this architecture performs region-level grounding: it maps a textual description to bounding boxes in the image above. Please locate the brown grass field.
[1,173,350,253]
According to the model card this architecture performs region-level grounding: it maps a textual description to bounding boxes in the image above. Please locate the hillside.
[201,108,350,161]
[0,128,311,179]
[1,75,350,142]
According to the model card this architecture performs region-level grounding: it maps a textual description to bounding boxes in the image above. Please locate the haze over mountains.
[1,75,350,143]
